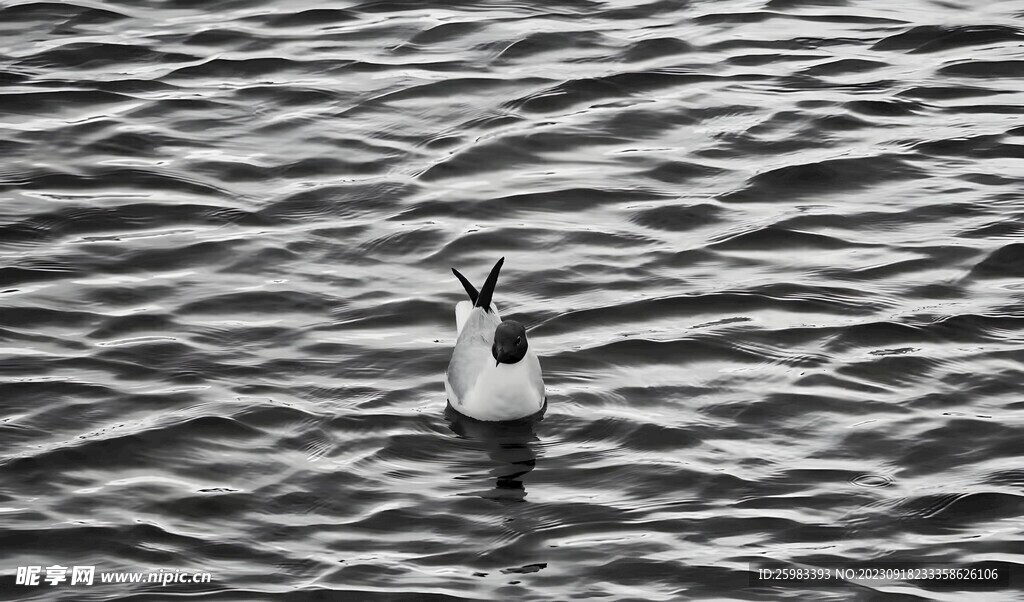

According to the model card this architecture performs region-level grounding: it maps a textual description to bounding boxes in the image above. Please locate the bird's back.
[446,305,501,405]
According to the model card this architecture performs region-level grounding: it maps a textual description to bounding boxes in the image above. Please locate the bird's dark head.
[492,320,528,367]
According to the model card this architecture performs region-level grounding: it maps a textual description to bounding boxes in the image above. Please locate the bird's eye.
[515,336,522,345]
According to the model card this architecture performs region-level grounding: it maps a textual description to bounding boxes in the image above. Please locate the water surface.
[2,0,1023,599]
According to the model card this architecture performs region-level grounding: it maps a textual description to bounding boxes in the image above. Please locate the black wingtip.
[476,257,504,313]
[451,268,478,305]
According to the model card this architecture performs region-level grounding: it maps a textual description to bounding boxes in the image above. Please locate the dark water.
[2,0,1023,599]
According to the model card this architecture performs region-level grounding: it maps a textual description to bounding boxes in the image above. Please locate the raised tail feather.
[451,257,504,314]
[451,268,479,305]
[475,257,503,314]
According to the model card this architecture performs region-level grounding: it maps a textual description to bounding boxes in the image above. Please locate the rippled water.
[2,0,1023,599]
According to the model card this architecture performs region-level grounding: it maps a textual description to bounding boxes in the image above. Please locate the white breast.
[446,303,544,422]
[446,349,544,421]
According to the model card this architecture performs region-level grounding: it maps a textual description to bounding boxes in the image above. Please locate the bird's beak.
[495,359,500,367]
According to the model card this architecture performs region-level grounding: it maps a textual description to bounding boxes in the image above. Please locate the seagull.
[445,257,545,421]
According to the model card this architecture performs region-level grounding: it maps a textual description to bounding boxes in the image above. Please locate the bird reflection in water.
[444,401,546,503]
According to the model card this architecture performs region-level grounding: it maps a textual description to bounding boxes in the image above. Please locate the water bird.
[445,257,545,421]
